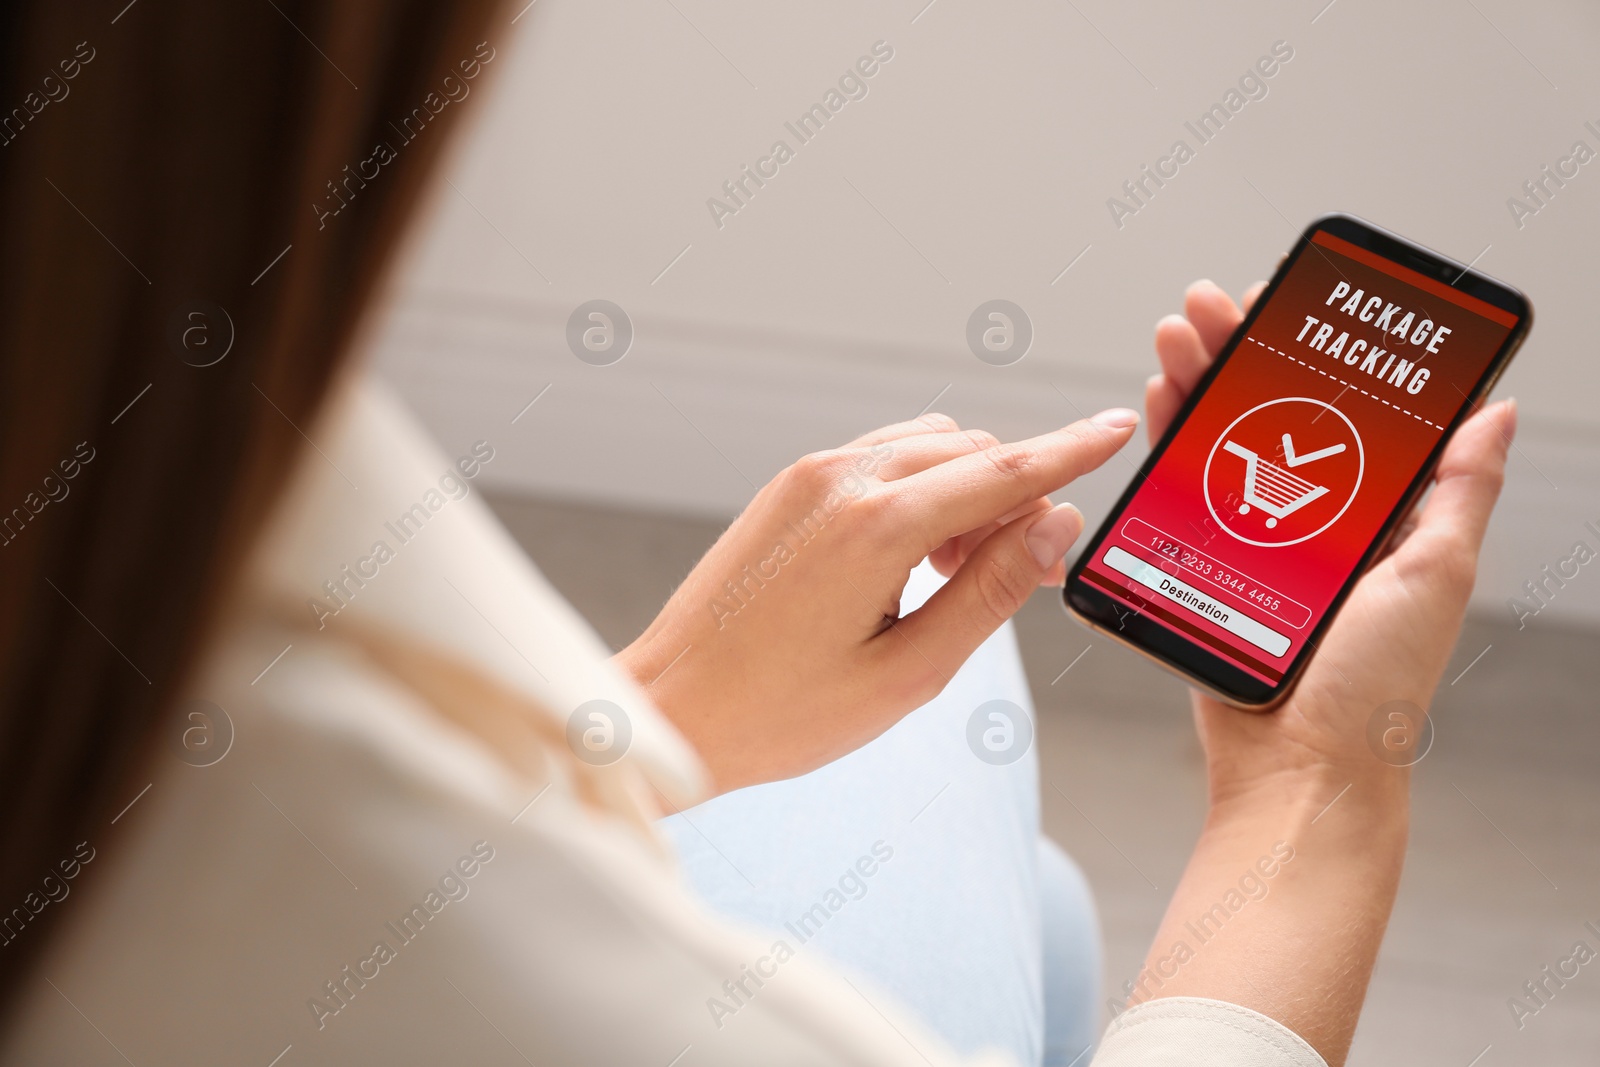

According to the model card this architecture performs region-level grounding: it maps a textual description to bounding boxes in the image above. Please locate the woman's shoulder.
[1,617,984,1066]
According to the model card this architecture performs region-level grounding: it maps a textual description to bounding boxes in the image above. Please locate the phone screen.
[1072,225,1523,693]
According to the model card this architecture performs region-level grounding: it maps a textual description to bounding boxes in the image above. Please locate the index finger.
[1185,280,1246,357]
[891,409,1139,549]
[1400,398,1515,565]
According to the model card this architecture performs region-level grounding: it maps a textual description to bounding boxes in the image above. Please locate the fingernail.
[1501,397,1518,440]
[1026,504,1084,569]
[1092,408,1140,429]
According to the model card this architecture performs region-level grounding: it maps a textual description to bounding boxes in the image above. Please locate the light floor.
[490,492,1600,1066]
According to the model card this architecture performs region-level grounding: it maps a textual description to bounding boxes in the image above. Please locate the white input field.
[1102,546,1291,658]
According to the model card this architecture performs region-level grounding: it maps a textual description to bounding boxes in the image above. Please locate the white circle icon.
[1203,397,1364,548]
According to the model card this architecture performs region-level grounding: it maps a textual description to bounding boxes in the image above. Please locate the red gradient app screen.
[1080,231,1518,683]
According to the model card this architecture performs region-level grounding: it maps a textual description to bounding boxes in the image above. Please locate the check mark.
[1282,434,1346,467]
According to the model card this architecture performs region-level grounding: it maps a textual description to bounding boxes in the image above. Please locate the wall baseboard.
[373,289,1600,628]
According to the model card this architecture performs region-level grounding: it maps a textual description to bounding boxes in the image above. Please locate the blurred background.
[370,1,1600,1062]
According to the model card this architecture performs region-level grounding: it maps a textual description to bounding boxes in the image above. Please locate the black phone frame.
[1063,213,1533,707]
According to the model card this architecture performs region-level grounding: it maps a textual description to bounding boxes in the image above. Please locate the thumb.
[892,504,1084,681]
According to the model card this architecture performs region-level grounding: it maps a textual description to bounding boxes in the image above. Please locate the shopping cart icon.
[1222,438,1343,528]
[1204,398,1364,548]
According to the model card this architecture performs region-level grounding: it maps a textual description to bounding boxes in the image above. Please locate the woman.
[0,2,1514,1063]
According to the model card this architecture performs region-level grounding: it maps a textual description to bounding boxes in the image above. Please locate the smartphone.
[1064,213,1532,708]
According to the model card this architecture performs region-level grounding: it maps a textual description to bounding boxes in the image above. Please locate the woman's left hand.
[615,409,1139,795]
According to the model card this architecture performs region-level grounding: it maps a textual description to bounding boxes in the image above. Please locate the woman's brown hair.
[0,0,504,1023]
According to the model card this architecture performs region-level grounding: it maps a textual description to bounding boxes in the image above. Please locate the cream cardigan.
[1,380,1325,1067]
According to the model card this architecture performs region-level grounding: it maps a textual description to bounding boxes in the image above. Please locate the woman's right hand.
[1149,280,1515,806]
[1127,280,1515,1066]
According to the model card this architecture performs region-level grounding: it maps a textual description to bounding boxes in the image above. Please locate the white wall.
[373,0,1600,626]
